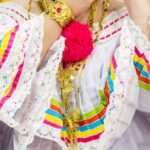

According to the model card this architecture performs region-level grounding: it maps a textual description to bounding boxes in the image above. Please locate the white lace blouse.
[0,2,150,150]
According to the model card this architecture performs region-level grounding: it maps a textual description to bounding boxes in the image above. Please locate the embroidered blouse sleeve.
[100,17,150,150]
[0,13,65,130]
[127,18,150,113]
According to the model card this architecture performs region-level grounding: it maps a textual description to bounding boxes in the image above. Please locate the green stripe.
[80,103,104,120]
[50,90,107,121]
[51,98,62,107]
[139,81,150,91]
[99,89,108,106]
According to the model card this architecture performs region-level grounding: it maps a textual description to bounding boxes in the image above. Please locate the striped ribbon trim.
[0,25,25,108]
[134,47,150,91]
[0,25,19,68]
[0,62,24,108]
[43,54,117,143]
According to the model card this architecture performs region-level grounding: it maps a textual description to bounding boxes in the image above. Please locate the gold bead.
[70,75,75,81]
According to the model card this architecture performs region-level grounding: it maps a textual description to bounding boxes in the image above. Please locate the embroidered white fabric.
[94,7,128,45]
[0,2,150,150]
[127,18,150,52]
[0,3,65,149]
[127,18,150,113]
[0,13,44,124]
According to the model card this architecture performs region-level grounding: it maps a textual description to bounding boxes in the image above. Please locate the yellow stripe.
[139,58,148,73]
[45,114,63,126]
[134,54,149,73]
[143,66,148,73]
[0,29,14,60]
[61,124,104,138]
[2,79,14,96]
[134,54,139,62]
[110,63,115,81]
[138,58,147,67]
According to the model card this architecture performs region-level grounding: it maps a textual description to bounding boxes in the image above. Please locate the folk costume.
[0,0,150,150]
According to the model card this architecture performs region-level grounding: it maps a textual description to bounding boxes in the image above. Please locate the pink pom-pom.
[62,21,93,63]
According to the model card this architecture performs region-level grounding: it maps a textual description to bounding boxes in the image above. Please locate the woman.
[0,0,150,150]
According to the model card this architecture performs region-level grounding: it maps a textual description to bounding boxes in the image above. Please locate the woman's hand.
[63,0,94,17]
[125,0,150,39]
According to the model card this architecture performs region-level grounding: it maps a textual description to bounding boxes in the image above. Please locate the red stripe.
[139,75,150,84]
[135,47,150,73]
[0,61,24,108]
[106,34,111,38]
[78,106,106,126]
[114,18,119,22]
[0,11,19,24]
[50,104,62,114]
[100,28,122,41]
[4,7,28,20]
[135,67,141,76]
[135,47,148,63]
[100,37,106,40]
[112,55,117,69]
[103,13,128,30]
[112,31,117,35]
[43,120,62,129]
[61,131,104,143]
[77,132,103,143]
[104,88,109,99]
[117,28,121,32]
[135,47,141,57]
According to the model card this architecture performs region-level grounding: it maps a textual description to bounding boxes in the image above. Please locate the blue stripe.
[78,116,105,132]
[141,70,150,79]
[45,109,62,120]
[62,116,105,132]
[107,77,114,93]
[134,62,143,71]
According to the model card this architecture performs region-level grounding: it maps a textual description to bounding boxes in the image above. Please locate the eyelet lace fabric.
[12,37,65,150]
[0,3,65,149]
[127,18,150,52]
[0,14,44,127]
[0,3,150,150]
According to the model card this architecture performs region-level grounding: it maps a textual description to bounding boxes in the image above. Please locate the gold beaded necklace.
[57,60,87,150]
[88,0,110,43]
[36,0,49,12]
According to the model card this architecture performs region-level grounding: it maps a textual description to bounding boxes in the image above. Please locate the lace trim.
[36,124,67,149]
[98,21,139,149]
[127,18,150,52]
